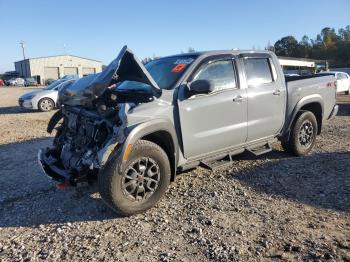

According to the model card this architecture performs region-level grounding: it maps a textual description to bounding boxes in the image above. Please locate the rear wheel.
[38,98,54,112]
[98,140,171,216]
[281,111,318,156]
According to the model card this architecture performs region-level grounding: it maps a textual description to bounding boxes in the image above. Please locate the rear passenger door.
[241,54,286,142]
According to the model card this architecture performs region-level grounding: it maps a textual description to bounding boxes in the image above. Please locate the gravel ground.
[0,87,349,262]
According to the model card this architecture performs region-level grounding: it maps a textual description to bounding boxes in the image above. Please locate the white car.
[18,79,76,111]
[317,71,350,94]
[7,78,25,86]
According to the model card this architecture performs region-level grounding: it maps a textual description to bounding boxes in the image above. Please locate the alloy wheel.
[298,120,314,148]
[40,99,53,111]
[122,157,161,201]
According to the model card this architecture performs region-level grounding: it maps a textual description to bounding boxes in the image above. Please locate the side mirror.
[188,79,214,95]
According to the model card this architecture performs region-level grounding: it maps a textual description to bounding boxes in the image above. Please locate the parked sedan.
[316,71,350,94]
[7,78,25,86]
[19,78,77,111]
[24,77,38,86]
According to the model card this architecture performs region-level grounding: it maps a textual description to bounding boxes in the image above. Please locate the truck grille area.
[55,107,113,172]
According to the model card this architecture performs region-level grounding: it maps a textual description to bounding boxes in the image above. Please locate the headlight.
[23,94,35,100]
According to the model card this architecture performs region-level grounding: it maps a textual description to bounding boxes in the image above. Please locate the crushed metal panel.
[59,45,160,107]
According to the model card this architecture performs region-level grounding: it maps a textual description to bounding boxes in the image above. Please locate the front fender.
[99,118,179,179]
[120,118,179,171]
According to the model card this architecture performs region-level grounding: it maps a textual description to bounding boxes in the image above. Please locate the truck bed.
[284,75,336,129]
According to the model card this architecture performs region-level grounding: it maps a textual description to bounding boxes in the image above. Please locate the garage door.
[64,67,78,76]
[82,67,95,76]
[44,67,59,80]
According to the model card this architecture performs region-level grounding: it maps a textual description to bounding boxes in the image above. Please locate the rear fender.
[282,94,324,138]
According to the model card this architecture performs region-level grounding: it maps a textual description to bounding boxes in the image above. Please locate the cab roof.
[161,49,273,59]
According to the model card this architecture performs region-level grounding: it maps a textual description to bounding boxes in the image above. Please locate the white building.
[14,55,102,84]
[278,56,328,75]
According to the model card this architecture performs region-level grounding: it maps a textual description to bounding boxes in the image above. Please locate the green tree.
[320,27,337,49]
[274,36,301,57]
[273,25,350,67]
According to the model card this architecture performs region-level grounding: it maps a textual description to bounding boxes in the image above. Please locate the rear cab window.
[243,58,276,86]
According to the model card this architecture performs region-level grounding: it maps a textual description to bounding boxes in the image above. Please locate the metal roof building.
[278,56,328,70]
[14,55,102,84]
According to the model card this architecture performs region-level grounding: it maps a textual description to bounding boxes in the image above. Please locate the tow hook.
[56,180,71,190]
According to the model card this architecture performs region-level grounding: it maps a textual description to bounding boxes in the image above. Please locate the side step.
[200,154,233,171]
[246,142,272,156]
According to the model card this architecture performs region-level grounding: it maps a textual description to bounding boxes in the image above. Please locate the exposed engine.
[39,86,153,185]
[58,107,113,170]
[40,104,122,185]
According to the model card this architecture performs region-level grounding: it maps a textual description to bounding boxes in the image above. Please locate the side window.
[336,73,343,80]
[244,58,274,86]
[193,60,236,92]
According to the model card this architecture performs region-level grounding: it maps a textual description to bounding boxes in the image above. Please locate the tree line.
[270,26,350,68]
[141,26,350,68]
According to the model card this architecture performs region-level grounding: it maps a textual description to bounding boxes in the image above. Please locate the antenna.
[20,40,26,60]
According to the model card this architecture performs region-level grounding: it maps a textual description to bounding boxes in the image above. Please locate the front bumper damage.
[37,45,159,186]
[38,142,122,185]
[38,148,70,182]
[38,105,129,186]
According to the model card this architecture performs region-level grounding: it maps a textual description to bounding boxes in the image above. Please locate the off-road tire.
[98,140,171,216]
[38,98,54,112]
[281,111,318,156]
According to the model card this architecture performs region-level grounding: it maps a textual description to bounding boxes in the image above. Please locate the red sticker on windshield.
[171,63,187,73]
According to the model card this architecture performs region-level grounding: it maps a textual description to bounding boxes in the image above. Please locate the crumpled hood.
[59,45,160,107]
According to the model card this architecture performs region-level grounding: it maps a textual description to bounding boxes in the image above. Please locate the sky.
[0,0,349,73]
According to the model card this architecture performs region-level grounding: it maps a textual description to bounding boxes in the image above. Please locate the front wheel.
[281,111,318,156]
[38,98,54,112]
[98,140,171,216]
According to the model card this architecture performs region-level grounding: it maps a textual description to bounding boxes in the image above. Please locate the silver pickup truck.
[39,46,338,215]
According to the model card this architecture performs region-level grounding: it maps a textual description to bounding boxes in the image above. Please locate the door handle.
[232,95,243,102]
[273,89,281,95]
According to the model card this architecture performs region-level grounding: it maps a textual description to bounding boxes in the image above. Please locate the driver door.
[177,57,247,159]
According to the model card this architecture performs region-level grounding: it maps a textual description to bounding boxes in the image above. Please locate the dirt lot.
[0,87,349,262]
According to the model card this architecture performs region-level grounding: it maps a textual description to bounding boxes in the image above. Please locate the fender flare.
[282,94,324,138]
[120,118,180,178]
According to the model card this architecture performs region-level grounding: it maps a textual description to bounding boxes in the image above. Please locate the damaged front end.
[38,104,128,185]
[38,45,159,186]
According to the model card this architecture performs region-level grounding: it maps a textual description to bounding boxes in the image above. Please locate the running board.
[246,142,272,156]
[200,154,233,171]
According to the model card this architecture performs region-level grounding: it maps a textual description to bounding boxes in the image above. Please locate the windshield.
[44,79,66,90]
[117,55,197,91]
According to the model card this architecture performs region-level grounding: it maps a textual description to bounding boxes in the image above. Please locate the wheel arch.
[299,102,323,135]
[283,95,324,139]
[121,119,179,181]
